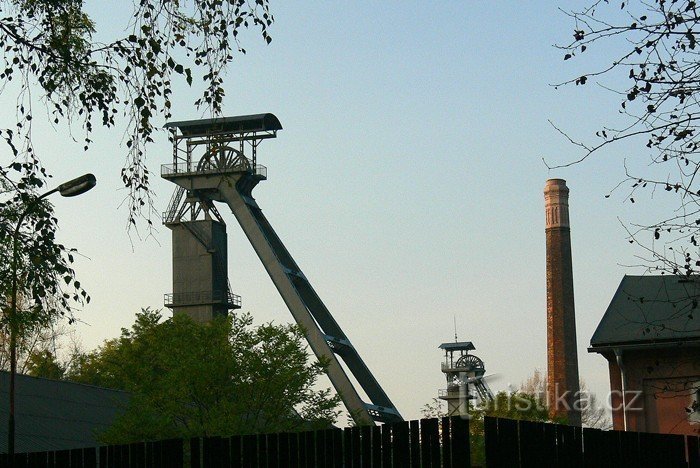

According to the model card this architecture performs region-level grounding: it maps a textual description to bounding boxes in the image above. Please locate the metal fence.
[160,163,267,180]
[484,416,700,468]
[3,416,698,467]
[164,290,242,308]
[0,416,470,468]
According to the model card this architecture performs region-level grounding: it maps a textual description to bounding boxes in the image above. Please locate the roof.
[0,372,129,453]
[438,341,475,351]
[590,275,700,351]
[164,113,282,137]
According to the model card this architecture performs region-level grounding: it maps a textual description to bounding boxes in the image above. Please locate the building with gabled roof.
[589,275,700,435]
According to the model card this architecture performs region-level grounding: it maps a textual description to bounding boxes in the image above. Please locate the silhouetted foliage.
[0,0,273,228]
[0,175,88,341]
[0,0,274,366]
[556,0,700,281]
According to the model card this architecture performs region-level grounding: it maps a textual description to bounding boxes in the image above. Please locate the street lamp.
[6,173,96,461]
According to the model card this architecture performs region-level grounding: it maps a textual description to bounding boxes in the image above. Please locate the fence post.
[359,426,371,468]
[55,448,70,468]
[441,417,452,468]
[392,421,410,467]
[276,433,289,468]
[190,438,201,468]
[267,433,279,468]
[408,419,420,467]
[258,433,269,467]
[288,431,299,468]
[241,434,256,467]
[313,430,324,467]
[371,425,382,468]
[450,416,470,468]
[83,448,97,468]
[298,431,309,468]
[342,428,352,468]
[687,435,699,468]
[582,428,605,468]
[68,448,80,468]
[381,423,392,467]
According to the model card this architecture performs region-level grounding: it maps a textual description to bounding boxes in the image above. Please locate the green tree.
[0,0,273,227]
[25,350,65,380]
[0,0,274,361]
[67,308,340,443]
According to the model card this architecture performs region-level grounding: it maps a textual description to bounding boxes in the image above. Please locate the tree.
[0,316,70,376]
[0,175,88,320]
[520,368,611,429]
[555,0,700,285]
[0,0,273,229]
[0,1,275,458]
[66,308,340,443]
[25,350,65,380]
[0,0,275,339]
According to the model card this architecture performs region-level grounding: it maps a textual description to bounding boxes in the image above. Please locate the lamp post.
[6,173,96,461]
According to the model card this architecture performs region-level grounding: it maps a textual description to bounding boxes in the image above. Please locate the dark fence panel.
[241,433,256,468]
[450,416,470,468]
[342,426,352,468]
[20,415,699,468]
[381,423,392,467]
[392,421,410,467]
[483,416,697,468]
[688,435,700,468]
[518,419,545,467]
[685,436,700,468]
[190,438,201,468]
[370,424,382,467]
[359,426,371,468]
[582,427,605,468]
[483,416,519,468]
[440,417,451,468]
[542,419,558,467]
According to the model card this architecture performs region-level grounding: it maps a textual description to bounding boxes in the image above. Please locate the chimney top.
[544,179,570,229]
[544,178,569,191]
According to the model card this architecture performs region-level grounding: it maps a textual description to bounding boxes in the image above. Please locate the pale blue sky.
[4,2,670,420]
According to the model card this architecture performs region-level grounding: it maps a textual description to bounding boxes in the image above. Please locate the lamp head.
[58,173,96,197]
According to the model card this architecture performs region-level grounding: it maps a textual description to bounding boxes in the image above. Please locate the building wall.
[603,347,700,435]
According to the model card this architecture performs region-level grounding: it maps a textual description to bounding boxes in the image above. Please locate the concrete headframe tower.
[438,341,493,417]
[160,114,402,425]
[544,179,581,426]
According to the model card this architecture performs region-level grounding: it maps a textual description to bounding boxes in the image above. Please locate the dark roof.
[438,341,475,351]
[0,372,129,453]
[590,275,700,350]
[164,113,282,137]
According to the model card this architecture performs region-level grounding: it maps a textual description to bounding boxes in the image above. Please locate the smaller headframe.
[438,341,476,351]
[164,113,282,138]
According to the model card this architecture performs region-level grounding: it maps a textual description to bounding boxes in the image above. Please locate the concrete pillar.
[544,179,582,426]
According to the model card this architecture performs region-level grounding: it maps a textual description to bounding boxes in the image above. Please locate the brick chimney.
[544,179,581,426]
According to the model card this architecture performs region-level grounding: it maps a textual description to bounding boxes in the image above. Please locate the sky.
[2,1,673,422]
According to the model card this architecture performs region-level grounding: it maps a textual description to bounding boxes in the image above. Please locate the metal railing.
[161,162,267,179]
[441,361,484,372]
[164,290,241,308]
[162,186,185,224]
